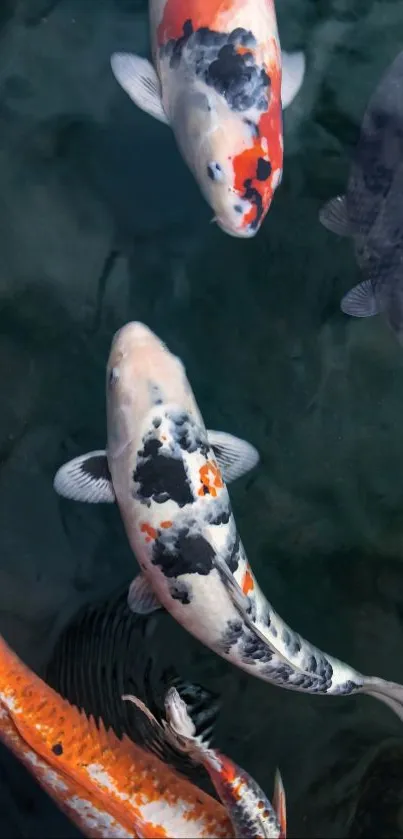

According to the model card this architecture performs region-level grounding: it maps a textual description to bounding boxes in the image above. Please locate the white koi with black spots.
[54,322,403,721]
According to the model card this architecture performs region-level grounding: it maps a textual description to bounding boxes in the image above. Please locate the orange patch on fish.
[198,461,224,497]
[140,522,158,543]
[157,0,243,44]
[241,566,254,595]
[232,43,283,231]
[0,637,233,839]
[218,755,237,784]
[218,756,243,801]
[160,520,172,529]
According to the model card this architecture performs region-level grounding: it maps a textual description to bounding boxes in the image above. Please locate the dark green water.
[2,0,403,836]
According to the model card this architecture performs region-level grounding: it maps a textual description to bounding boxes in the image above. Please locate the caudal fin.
[363,677,403,721]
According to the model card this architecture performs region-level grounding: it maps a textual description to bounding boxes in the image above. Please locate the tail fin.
[363,677,403,721]
[273,769,287,839]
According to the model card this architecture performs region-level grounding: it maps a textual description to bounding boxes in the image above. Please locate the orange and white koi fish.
[110,0,305,237]
[0,632,233,838]
[125,686,287,838]
[55,321,403,723]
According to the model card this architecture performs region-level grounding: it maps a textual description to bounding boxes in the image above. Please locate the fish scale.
[0,632,232,839]
[0,705,136,839]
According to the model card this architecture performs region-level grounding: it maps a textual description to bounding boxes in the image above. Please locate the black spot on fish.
[291,635,301,653]
[153,530,215,578]
[291,673,312,688]
[166,410,210,457]
[149,383,163,405]
[207,162,223,181]
[262,662,294,682]
[52,743,63,756]
[331,680,358,695]
[206,43,269,111]
[234,204,243,213]
[243,178,264,231]
[160,23,270,113]
[240,634,273,663]
[256,157,272,181]
[170,580,192,605]
[320,659,334,681]
[225,531,240,573]
[152,417,162,429]
[244,117,260,138]
[287,632,303,656]
[206,500,231,527]
[134,436,193,507]
[218,619,243,654]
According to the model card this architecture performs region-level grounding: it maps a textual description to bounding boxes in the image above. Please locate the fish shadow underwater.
[44,584,222,798]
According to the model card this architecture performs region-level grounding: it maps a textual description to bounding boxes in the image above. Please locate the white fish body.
[54,322,403,721]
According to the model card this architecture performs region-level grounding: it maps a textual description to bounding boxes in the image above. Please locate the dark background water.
[2,0,403,836]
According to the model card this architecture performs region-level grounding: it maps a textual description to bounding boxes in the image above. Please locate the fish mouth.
[214,217,258,239]
[111,321,156,348]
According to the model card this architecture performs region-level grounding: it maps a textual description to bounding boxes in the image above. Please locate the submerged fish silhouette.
[319,49,403,345]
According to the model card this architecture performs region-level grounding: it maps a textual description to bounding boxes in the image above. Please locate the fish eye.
[207,162,224,182]
[108,367,120,386]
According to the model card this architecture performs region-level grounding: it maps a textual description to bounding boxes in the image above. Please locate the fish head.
[106,322,200,463]
[171,84,283,238]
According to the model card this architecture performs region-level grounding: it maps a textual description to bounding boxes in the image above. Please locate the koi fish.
[0,630,233,838]
[110,0,305,238]
[319,50,403,344]
[125,686,287,838]
[54,321,403,721]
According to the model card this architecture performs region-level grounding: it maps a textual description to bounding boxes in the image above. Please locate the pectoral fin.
[110,53,169,125]
[281,50,306,108]
[127,574,162,615]
[319,195,351,237]
[208,430,259,483]
[341,280,380,317]
[53,451,115,503]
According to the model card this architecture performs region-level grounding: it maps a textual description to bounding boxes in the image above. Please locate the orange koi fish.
[110,0,305,237]
[0,632,232,838]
